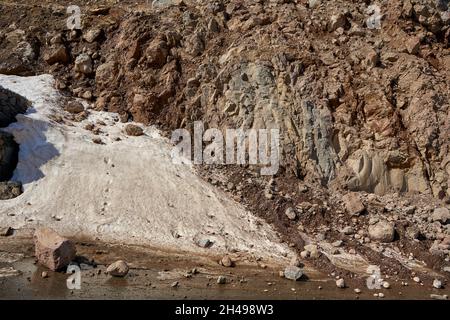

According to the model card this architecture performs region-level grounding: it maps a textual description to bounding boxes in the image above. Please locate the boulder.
[368,221,395,243]
[34,228,76,271]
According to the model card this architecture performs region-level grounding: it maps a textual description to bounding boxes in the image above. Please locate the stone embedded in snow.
[342,192,365,216]
[432,208,450,224]
[197,238,213,248]
[124,124,144,136]
[34,227,76,271]
[106,260,129,277]
[64,101,85,114]
[284,266,303,281]
[368,221,395,243]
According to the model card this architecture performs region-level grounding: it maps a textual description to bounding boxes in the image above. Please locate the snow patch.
[0,74,293,264]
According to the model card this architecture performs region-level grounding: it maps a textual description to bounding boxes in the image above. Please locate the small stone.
[171,281,179,287]
[300,250,309,259]
[413,276,421,283]
[382,281,390,289]
[341,226,354,235]
[220,256,234,267]
[285,207,297,220]
[332,240,343,247]
[106,260,129,277]
[406,37,421,55]
[354,288,361,294]
[433,279,443,289]
[284,266,303,281]
[197,239,213,248]
[83,27,102,43]
[41,271,48,278]
[124,124,144,136]
[342,192,365,216]
[336,278,345,288]
[64,101,84,114]
[217,275,227,284]
[378,292,385,298]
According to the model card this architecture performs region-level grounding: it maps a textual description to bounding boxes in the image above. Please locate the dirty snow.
[0,74,293,264]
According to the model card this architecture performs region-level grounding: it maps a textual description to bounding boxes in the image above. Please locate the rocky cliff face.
[2,0,450,197]
[80,0,450,199]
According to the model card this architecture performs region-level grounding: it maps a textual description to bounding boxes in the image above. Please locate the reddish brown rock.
[34,228,76,271]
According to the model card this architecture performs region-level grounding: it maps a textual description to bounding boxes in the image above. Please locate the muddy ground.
[1,229,449,300]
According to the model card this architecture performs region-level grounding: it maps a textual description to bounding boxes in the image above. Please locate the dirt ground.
[1,229,449,300]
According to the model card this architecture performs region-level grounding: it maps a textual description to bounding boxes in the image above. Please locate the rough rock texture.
[34,228,76,271]
[0,181,22,200]
[0,131,19,182]
[106,260,129,277]
[368,220,396,243]
[0,86,29,127]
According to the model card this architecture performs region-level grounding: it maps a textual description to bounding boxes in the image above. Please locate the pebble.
[354,288,361,294]
[433,279,442,289]
[413,276,421,283]
[382,281,390,289]
[41,271,48,279]
[336,278,345,288]
[220,256,234,267]
[217,276,227,284]
[106,260,129,277]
